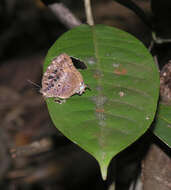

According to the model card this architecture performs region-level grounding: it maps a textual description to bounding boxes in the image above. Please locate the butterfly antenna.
[27,79,41,89]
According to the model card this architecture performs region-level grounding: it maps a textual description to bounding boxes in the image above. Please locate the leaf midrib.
[91,26,108,158]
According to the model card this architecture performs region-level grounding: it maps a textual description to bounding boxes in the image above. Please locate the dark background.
[0,0,170,190]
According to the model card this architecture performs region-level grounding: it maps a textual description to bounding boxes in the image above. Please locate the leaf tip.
[99,162,108,181]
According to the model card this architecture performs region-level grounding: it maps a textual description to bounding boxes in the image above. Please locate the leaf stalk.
[84,0,94,26]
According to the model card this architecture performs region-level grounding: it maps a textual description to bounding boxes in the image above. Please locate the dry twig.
[48,3,81,29]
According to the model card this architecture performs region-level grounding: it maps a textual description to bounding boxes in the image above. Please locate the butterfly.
[40,53,87,103]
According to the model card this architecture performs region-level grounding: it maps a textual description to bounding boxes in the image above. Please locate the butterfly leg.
[54,98,66,104]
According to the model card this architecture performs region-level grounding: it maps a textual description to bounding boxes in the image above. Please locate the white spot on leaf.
[119,91,124,97]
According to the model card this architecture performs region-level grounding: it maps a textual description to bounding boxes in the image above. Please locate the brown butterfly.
[40,53,87,103]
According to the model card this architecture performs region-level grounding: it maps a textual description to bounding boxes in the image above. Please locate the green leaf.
[43,24,159,180]
[153,103,171,147]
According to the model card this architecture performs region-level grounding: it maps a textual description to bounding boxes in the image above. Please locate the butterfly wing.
[41,53,85,99]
